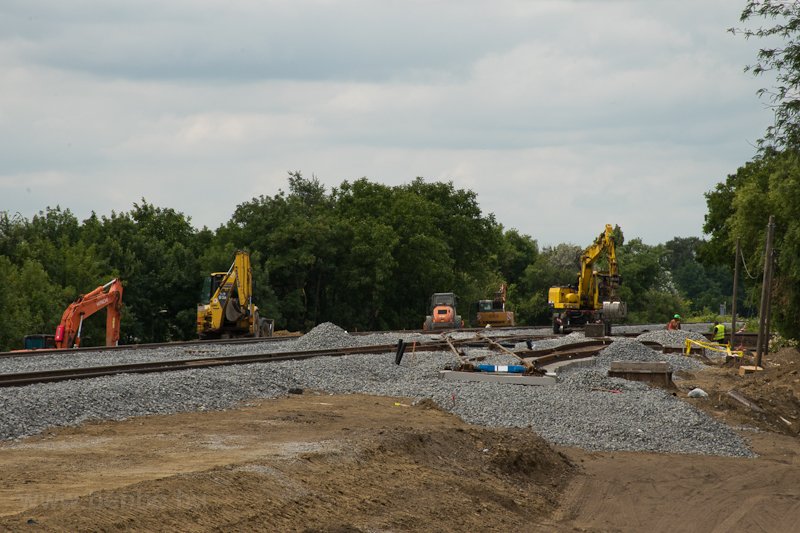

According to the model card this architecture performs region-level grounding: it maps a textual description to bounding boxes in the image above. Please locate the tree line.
[0,173,738,351]
[8,0,800,351]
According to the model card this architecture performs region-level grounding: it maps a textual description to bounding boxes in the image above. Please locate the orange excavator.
[52,278,124,349]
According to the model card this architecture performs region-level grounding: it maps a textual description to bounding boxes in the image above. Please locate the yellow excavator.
[476,283,515,327]
[196,250,274,339]
[548,224,626,335]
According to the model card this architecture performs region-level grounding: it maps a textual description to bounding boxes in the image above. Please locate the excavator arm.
[211,251,252,329]
[199,250,263,337]
[576,224,618,309]
[54,278,124,349]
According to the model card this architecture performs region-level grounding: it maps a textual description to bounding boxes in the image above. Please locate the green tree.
[226,174,503,331]
[664,237,731,314]
[731,1,800,150]
[225,173,344,331]
[0,257,63,350]
[704,151,800,338]
[616,239,686,324]
[514,243,582,325]
[82,201,203,343]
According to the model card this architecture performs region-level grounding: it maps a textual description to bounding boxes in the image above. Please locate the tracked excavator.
[476,283,515,327]
[35,278,125,349]
[548,224,626,335]
[196,250,274,339]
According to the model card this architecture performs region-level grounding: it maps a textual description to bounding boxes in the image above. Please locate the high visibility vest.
[713,324,725,341]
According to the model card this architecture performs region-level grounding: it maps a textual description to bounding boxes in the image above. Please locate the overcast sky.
[0,0,772,247]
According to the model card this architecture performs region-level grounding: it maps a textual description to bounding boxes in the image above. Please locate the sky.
[0,0,774,247]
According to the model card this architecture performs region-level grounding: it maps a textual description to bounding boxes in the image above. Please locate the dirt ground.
[1,349,799,532]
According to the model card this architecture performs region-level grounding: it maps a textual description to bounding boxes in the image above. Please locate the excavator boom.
[54,278,124,349]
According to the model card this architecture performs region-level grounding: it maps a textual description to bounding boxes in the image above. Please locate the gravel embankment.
[0,322,752,457]
[635,329,708,347]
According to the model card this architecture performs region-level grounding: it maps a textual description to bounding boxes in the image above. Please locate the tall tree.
[82,201,202,343]
[616,239,684,324]
[705,151,800,338]
[665,237,732,314]
[731,1,800,150]
[0,257,63,350]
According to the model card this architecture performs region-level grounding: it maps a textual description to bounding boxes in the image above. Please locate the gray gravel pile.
[594,338,705,372]
[558,368,651,392]
[636,329,707,347]
[0,323,753,458]
[281,322,434,352]
[289,322,355,350]
[614,323,712,336]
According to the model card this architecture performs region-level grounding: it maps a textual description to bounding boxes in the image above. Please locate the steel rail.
[513,339,614,368]
[0,334,301,359]
[0,330,555,359]
[0,339,473,388]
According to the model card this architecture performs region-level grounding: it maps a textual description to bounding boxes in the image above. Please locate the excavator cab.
[199,273,225,306]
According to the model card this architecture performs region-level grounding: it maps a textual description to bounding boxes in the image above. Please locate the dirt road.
[1,350,798,532]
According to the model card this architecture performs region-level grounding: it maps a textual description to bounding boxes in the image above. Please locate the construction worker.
[712,321,726,342]
[667,314,681,330]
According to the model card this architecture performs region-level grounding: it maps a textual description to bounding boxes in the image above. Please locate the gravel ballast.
[0,322,753,457]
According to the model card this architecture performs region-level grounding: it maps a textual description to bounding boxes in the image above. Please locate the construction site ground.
[1,348,798,532]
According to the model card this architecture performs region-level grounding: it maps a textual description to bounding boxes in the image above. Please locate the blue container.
[475,364,525,373]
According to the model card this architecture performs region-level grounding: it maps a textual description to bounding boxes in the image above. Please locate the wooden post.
[763,248,775,357]
[755,216,775,368]
[731,238,740,348]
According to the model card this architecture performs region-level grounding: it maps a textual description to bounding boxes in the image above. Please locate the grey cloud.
[3,1,529,82]
[0,0,774,246]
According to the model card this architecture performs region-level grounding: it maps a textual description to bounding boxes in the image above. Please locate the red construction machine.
[422,292,464,331]
[52,278,124,349]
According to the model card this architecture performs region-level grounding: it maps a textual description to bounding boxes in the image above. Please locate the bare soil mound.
[0,393,573,532]
[676,347,800,436]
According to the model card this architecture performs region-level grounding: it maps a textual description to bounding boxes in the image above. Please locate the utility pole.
[763,249,775,359]
[731,238,740,349]
[755,216,775,368]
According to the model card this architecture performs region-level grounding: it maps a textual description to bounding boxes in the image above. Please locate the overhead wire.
[739,246,760,280]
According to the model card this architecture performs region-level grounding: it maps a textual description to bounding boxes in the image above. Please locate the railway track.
[0,333,302,359]
[0,335,626,389]
[0,341,425,388]
[0,322,725,388]
[0,326,551,359]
